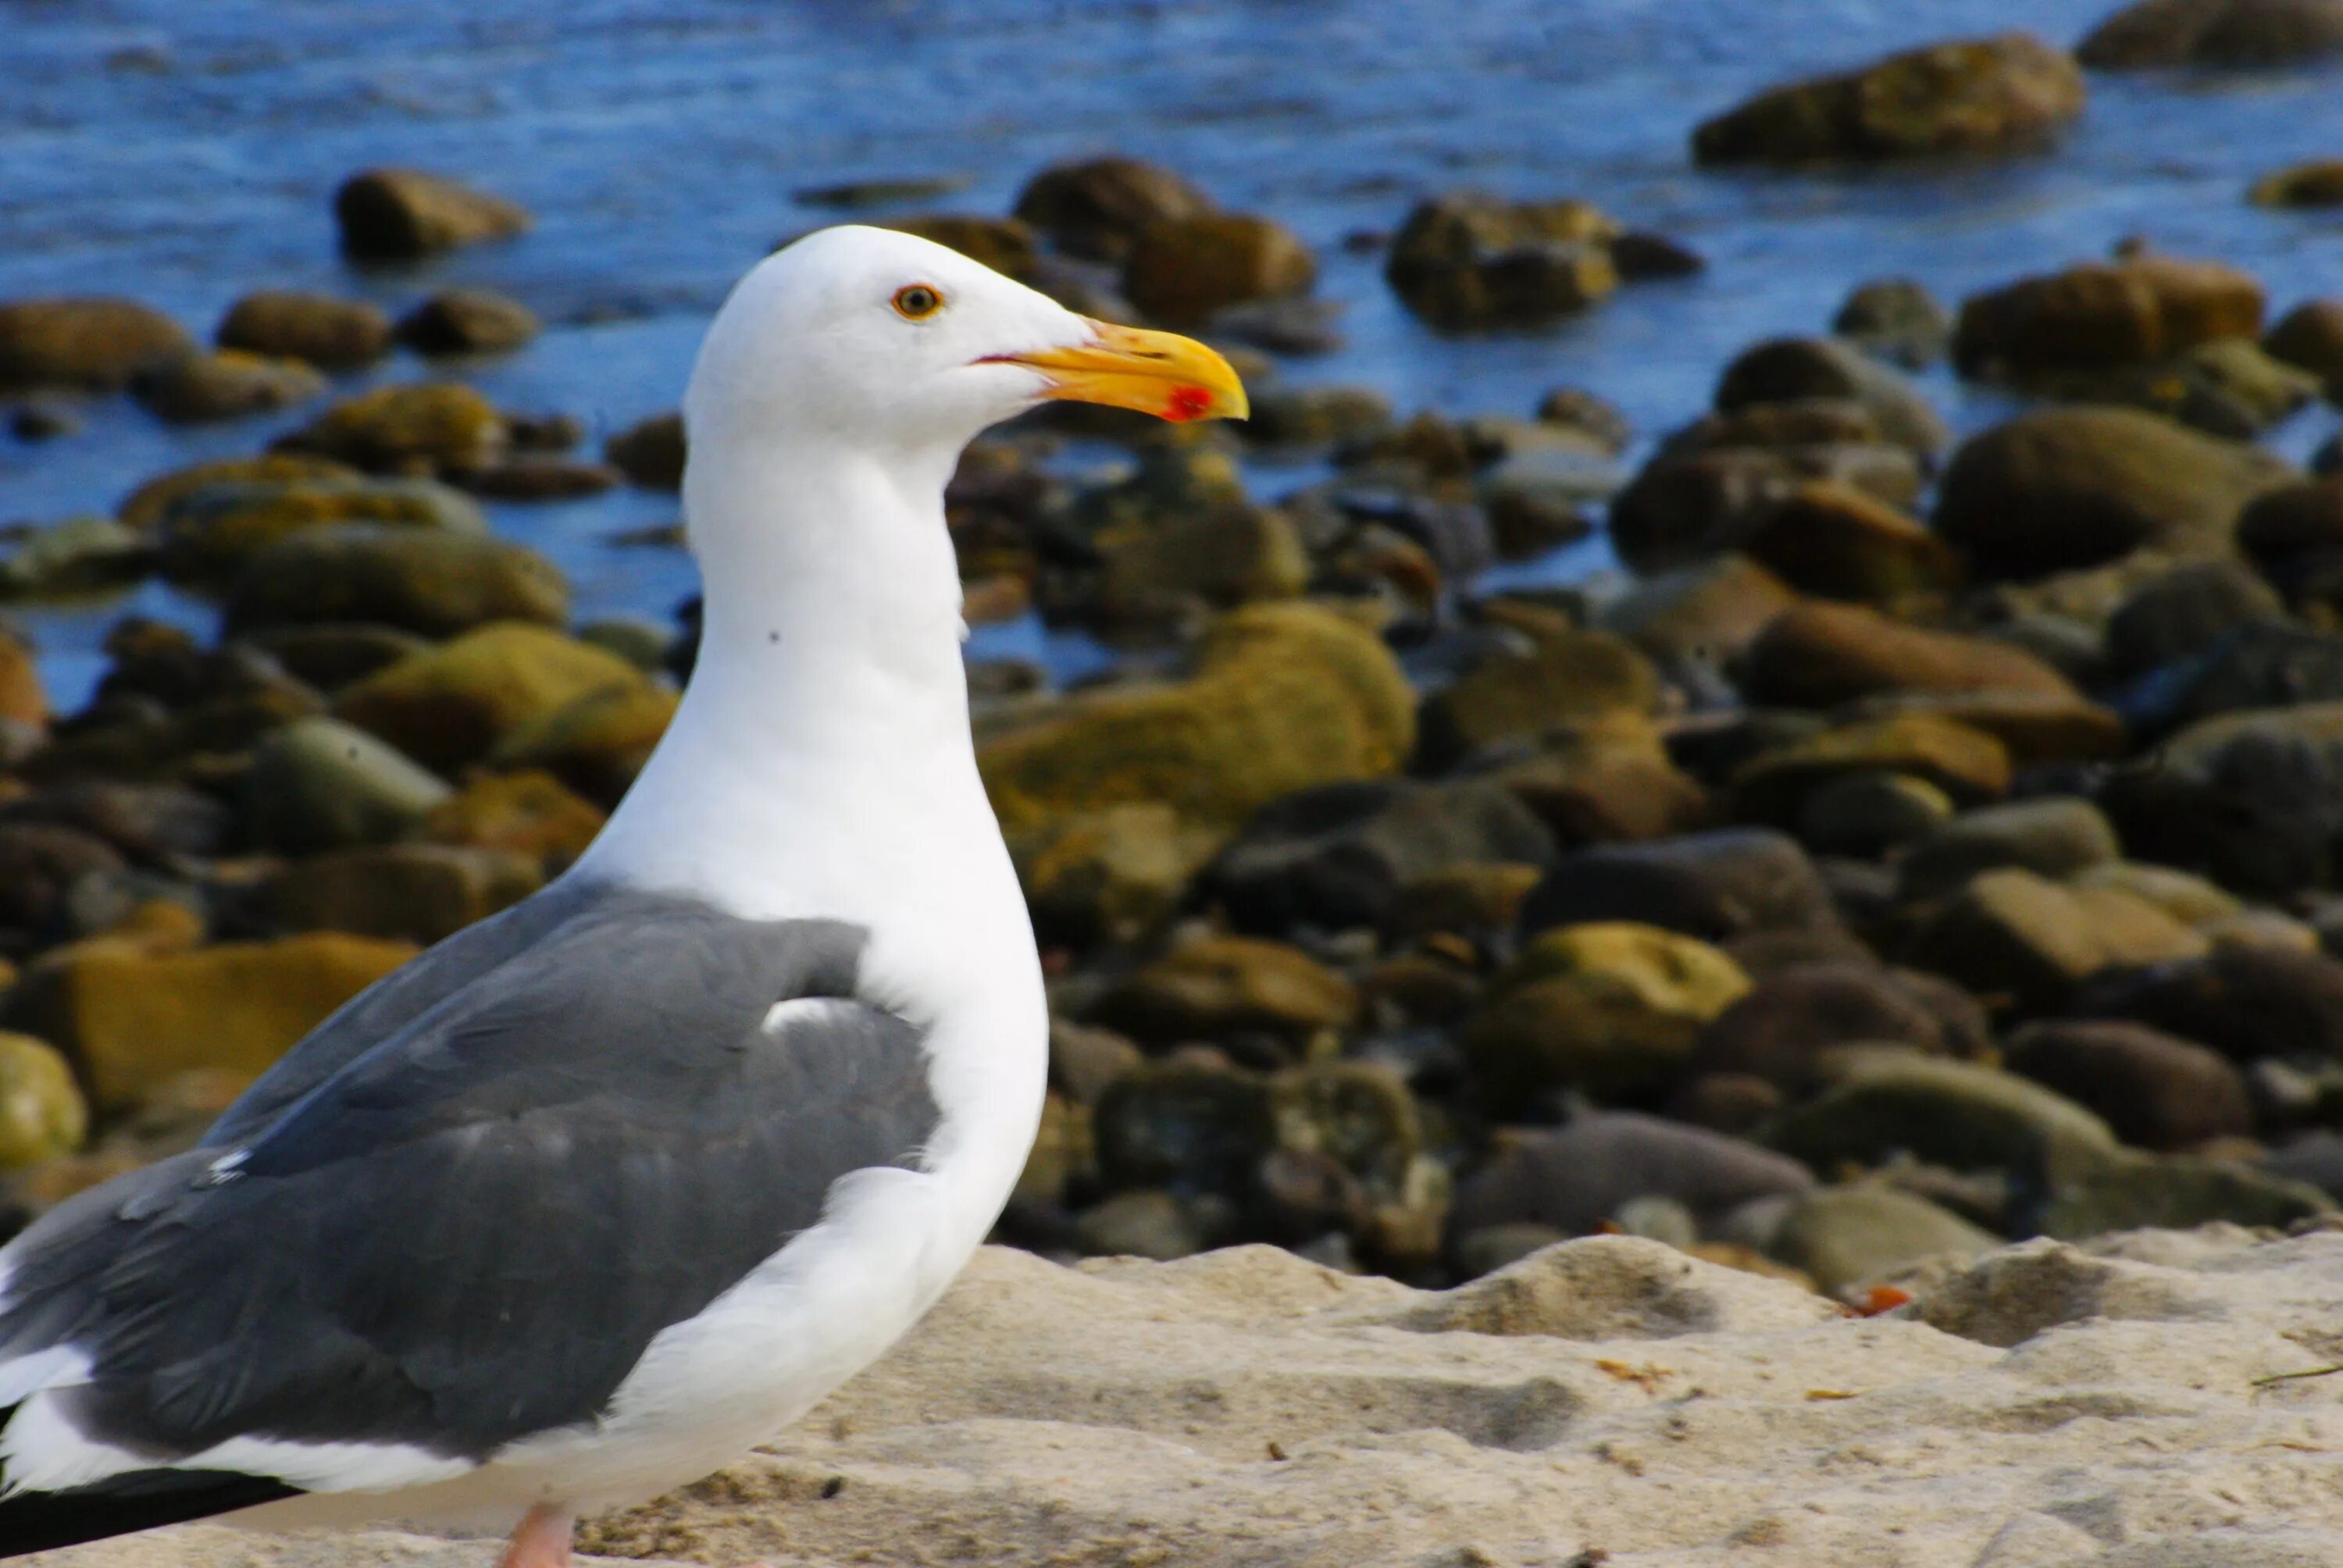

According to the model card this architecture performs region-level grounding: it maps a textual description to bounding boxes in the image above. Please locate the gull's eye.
[891,284,945,321]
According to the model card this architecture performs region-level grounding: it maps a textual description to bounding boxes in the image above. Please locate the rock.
[1795,771,1956,857]
[1934,405,2296,578]
[876,214,1039,279]
[2096,702,2343,894]
[2264,299,2343,379]
[460,456,623,501]
[241,715,453,854]
[1380,863,1545,944]
[1092,1059,1273,1191]
[1447,1112,1813,1244]
[2104,558,2285,679]
[1090,935,1357,1051]
[215,290,393,368]
[1049,1018,1143,1107]
[2077,0,2343,67]
[2069,942,2343,1062]
[2252,159,2343,209]
[1686,961,1971,1092]
[2109,337,2324,437]
[1383,192,1621,328]
[1597,554,1802,666]
[1088,501,1308,629]
[0,297,191,394]
[1763,1050,2120,1178]
[1479,716,1713,848]
[1742,602,2078,707]
[1534,387,1632,454]
[2070,861,2242,927]
[0,1032,86,1168]
[1833,277,1953,370]
[237,624,428,694]
[1462,923,1750,1104]
[335,623,650,774]
[1740,482,1963,601]
[5,931,416,1112]
[1769,1184,1999,1293]
[604,411,686,490]
[267,843,541,945]
[487,680,678,807]
[279,383,506,476]
[334,167,531,258]
[1899,867,2209,1014]
[1608,440,1924,575]
[2041,1149,2331,1236]
[0,780,227,863]
[0,516,152,600]
[1734,715,2013,821]
[1012,158,1216,263]
[415,769,605,872]
[130,348,324,423]
[1690,33,2086,163]
[2238,476,2343,569]
[1954,256,2265,381]
[2005,1020,2252,1151]
[116,453,359,529]
[1895,797,2122,900]
[1208,779,1553,936]
[1122,214,1315,326]
[158,476,486,581]
[0,823,127,941]
[1520,829,1839,944]
[396,287,540,355]
[1015,804,1218,950]
[980,604,1415,837]
[226,526,567,638]
[1415,630,1659,768]
[1714,337,1949,461]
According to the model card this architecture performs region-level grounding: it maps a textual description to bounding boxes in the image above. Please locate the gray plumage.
[0,882,937,1465]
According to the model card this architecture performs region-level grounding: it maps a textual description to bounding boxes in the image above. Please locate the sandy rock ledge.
[32,1229,2343,1568]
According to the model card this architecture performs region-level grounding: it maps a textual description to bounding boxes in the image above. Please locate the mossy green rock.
[335,624,651,773]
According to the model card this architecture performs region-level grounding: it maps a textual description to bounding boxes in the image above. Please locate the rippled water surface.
[3,0,2341,702]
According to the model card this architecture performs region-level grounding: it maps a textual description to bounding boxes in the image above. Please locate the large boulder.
[333,624,652,773]
[1933,406,2296,578]
[2077,0,2343,67]
[1690,33,2086,163]
[1953,256,2266,381]
[216,290,394,369]
[226,526,567,638]
[1383,193,1621,329]
[0,298,191,393]
[334,168,531,258]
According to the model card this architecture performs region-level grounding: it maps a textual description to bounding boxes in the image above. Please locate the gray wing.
[0,884,937,1468]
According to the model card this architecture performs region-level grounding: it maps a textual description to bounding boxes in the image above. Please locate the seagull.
[0,225,1246,1567]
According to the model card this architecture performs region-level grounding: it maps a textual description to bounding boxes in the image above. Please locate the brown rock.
[2252,159,2343,207]
[1742,601,2077,707]
[2005,1018,2252,1150]
[2078,0,2343,68]
[461,457,623,501]
[487,681,679,807]
[0,628,47,731]
[1090,935,1359,1049]
[117,454,362,530]
[1899,867,2210,1014]
[0,297,191,393]
[280,383,507,476]
[334,168,532,258]
[216,290,393,369]
[1954,256,2266,380]
[416,769,605,871]
[131,349,325,424]
[226,526,567,638]
[396,287,540,355]
[1714,337,1949,459]
[1742,482,1963,601]
[604,411,687,490]
[267,843,540,945]
[1838,692,2128,765]
[1731,713,2012,820]
[1518,828,1840,944]
[879,215,1040,280]
[1122,215,1315,326]
[1416,630,1659,768]
[1598,555,1803,666]
[1383,192,1621,329]
[2264,299,2343,376]
[1692,33,2086,163]
[1687,960,1967,1092]
[1013,158,1217,264]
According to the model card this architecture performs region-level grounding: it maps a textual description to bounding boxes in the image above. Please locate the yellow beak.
[991,319,1248,423]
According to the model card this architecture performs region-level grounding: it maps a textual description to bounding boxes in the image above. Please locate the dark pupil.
[903,288,933,313]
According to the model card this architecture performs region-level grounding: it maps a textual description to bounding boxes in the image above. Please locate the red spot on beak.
[1165,384,1214,422]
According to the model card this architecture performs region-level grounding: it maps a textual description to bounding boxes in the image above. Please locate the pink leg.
[497,1503,575,1568]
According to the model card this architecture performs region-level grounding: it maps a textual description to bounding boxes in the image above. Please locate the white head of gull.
[0,225,1246,1568]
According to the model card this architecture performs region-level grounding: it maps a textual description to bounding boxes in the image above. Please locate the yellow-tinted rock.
[334,168,531,259]
[337,623,651,772]
[117,453,362,529]
[1742,481,1964,602]
[1123,213,1317,326]
[1417,629,1660,769]
[488,681,679,808]
[0,1033,86,1167]
[1017,803,1222,950]
[284,383,506,476]
[0,297,191,393]
[1732,713,2013,821]
[0,628,46,729]
[1090,935,1360,1047]
[7,933,416,1111]
[132,348,326,425]
[418,769,606,871]
[980,603,1414,836]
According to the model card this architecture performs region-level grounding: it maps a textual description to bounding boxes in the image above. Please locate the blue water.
[3,0,2341,706]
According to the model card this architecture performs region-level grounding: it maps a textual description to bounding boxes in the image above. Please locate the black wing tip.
[0,1470,301,1559]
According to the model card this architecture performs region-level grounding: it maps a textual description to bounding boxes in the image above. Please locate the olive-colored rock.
[604,411,686,490]
[1017,804,1221,950]
[1122,214,1314,326]
[1954,256,2265,380]
[0,629,47,731]
[1687,960,1972,1093]
[0,297,191,393]
[1380,863,1545,944]
[5,932,417,1112]
[1447,1112,1812,1243]
[2263,299,2343,377]
[1013,158,1217,264]
[1934,405,2297,578]
[215,290,393,368]
[2077,0,2343,68]
[2252,160,2343,208]
[980,604,1415,836]
[1383,192,1621,329]
[1691,33,2086,164]
[1742,482,1963,602]
[227,526,567,638]
[335,623,651,773]
[131,349,325,424]
[1842,690,2128,766]
[1714,337,1949,460]
[487,680,679,808]
[1742,602,2078,707]
[2006,1019,2252,1151]
[242,715,453,854]
[1089,502,1308,629]
[1090,935,1358,1049]
[1833,277,1952,370]
[267,843,541,945]
[1769,1184,1999,1294]
[1763,1050,2120,1178]
[0,823,127,940]
[117,454,362,529]
[0,1032,87,1168]
[159,478,485,581]
[1482,715,1713,848]
[281,383,507,476]
[1597,554,1802,666]
[1895,796,2122,901]
[1795,771,1957,857]
[1464,922,1749,1105]
[1520,829,1839,944]
[2042,1149,2332,1237]
[397,287,540,355]
[334,168,532,258]
[1416,630,1659,768]
[1242,385,1394,451]
[416,769,605,872]
[0,516,152,600]
[1899,867,2209,1014]
[1607,441,1923,576]
[872,214,1038,279]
